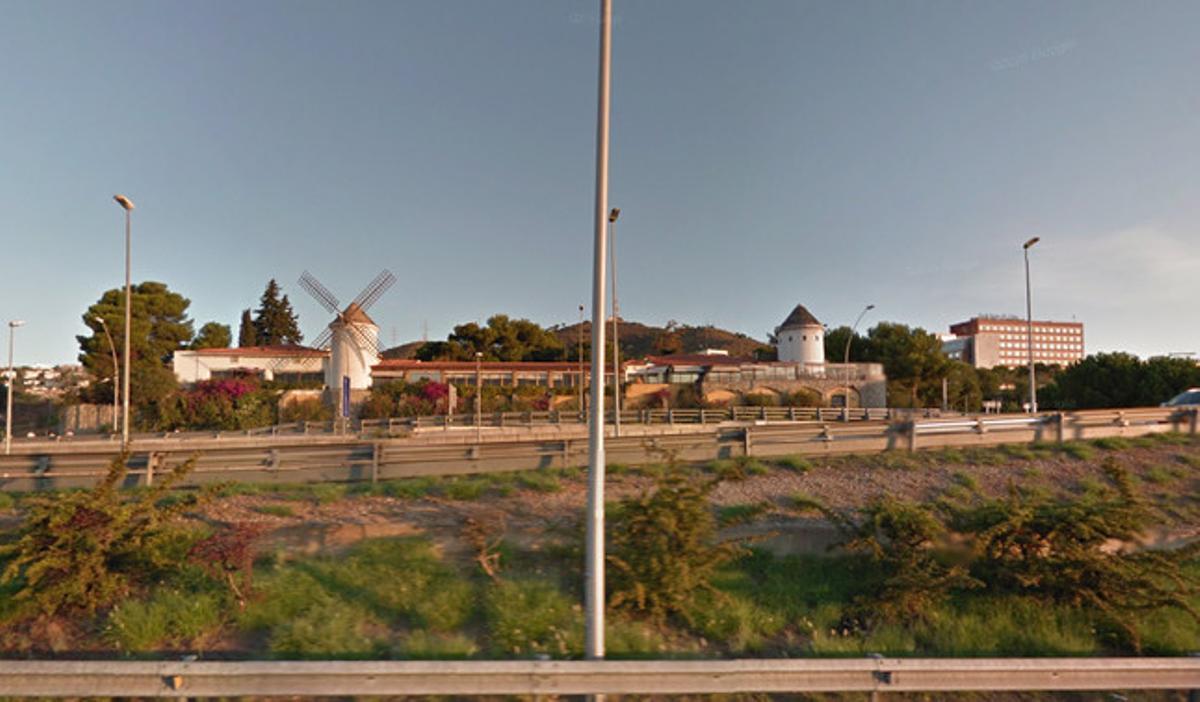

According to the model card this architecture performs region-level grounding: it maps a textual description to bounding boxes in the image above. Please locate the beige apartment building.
[943,316,1084,369]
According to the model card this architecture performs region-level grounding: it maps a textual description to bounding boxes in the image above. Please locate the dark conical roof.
[778,304,821,330]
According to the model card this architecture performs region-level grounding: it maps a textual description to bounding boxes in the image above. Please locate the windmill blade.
[351,269,396,313]
[311,328,333,350]
[298,271,342,314]
[347,323,381,358]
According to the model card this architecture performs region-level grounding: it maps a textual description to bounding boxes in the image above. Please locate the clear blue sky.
[3,0,1198,365]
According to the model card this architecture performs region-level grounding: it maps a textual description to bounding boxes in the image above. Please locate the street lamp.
[608,207,621,438]
[475,351,483,444]
[842,304,875,422]
[5,320,26,455]
[93,316,120,435]
[1023,237,1040,414]
[578,304,585,420]
[114,194,135,447]
[586,0,614,664]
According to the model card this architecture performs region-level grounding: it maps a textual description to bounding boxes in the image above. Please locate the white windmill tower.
[298,270,396,416]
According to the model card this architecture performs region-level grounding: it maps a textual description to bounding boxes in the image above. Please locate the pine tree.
[238,309,256,348]
[252,280,303,346]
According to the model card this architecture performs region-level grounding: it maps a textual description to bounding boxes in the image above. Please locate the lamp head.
[8,320,25,329]
[1023,236,1040,249]
[113,194,135,211]
[866,304,876,311]
[608,208,620,223]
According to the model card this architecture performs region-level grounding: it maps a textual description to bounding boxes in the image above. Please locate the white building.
[774,304,825,367]
[172,345,328,385]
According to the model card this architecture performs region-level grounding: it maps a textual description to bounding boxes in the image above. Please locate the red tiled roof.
[643,354,755,367]
[372,359,621,373]
[187,345,329,358]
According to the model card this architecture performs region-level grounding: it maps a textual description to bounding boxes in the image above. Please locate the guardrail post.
[1054,412,1065,444]
[743,427,752,457]
[667,409,674,425]
[145,452,157,487]
[371,443,380,484]
[906,421,917,453]
[1190,409,1199,436]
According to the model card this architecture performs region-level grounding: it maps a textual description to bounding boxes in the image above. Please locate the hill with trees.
[386,316,773,362]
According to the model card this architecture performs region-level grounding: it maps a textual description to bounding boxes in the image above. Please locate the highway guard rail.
[0,407,1194,492]
[0,657,1197,697]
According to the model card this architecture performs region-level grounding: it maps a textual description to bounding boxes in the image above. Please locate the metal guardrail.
[0,658,1196,697]
[30,407,914,446]
[0,407,1194,491]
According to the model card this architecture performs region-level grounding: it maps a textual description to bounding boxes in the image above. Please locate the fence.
[0,407,1193,492]
[0,658,1196,697]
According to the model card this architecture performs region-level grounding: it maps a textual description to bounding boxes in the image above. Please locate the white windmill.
[298,270,396,416]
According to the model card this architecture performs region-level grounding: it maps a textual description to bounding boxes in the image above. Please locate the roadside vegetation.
[0,435,1197,659]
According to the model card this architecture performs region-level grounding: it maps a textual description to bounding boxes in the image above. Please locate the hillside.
[383,319,773,361]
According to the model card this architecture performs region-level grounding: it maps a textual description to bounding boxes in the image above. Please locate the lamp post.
[5,320,26,455]
[608,207,621,438]
[93,316,119,435]
[842,304,874,422]
[1023,237,1040,414]
[114,194,135,447]
[578,304,585,420]
[475,351,483,444]
[586,0,613,664]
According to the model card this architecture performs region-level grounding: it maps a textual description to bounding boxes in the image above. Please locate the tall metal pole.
[586,0,613,664]
[842,304,874,422]
[95,317,119,434]
[475,352,483,444]
[609,208,621,438]
[114,195,135,448]
[578,304,585,419]
[1023,237,1040,414]
[4,322,22,455]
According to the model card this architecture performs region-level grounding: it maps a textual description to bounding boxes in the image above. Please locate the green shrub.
[0,492,15,510]
[485,579,582,656]
[608,463,741,623]
[1092,437,1132,451]
[0,455,205,618]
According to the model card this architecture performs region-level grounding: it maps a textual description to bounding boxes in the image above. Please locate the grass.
[1142,465,1182,485]
[516,470,562,493]
[717,502,772,527]
[394,630,479,659]
[1060,442,1095,461]
[773,455,812,473]
[0,492,16,510]
[706,456,771,480]
[239,538,477,659]
[949,470,980,492]
[253,504,296,518]
[1092,436,1133,451]
[483,578,583,657]
[107,588,224,653]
